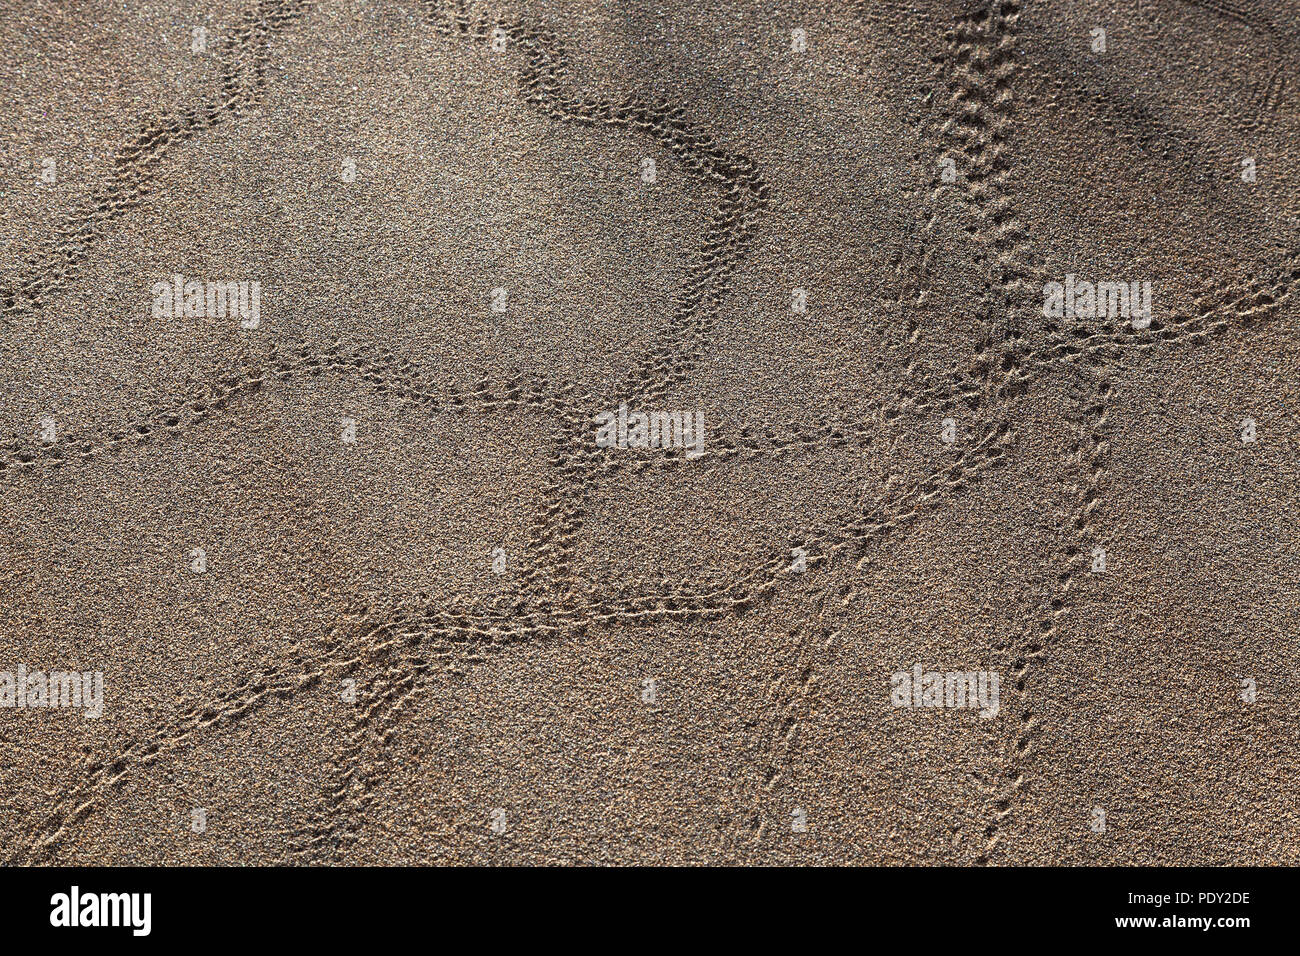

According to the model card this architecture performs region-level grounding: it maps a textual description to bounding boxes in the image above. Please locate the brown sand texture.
[1,0,1298,865]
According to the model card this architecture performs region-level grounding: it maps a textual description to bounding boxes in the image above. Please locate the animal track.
[0,0,316,324]
[3,0,1297,864]
[1175,0,1292,133]
[977,369,1112,865]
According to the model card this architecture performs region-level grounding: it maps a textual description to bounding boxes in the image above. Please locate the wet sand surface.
[1,0,1298,864]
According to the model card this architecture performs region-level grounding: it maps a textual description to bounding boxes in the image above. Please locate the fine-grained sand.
[2,0,1297,865]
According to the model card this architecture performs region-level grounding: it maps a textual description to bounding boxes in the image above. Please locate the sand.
[1,0,1297,865]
